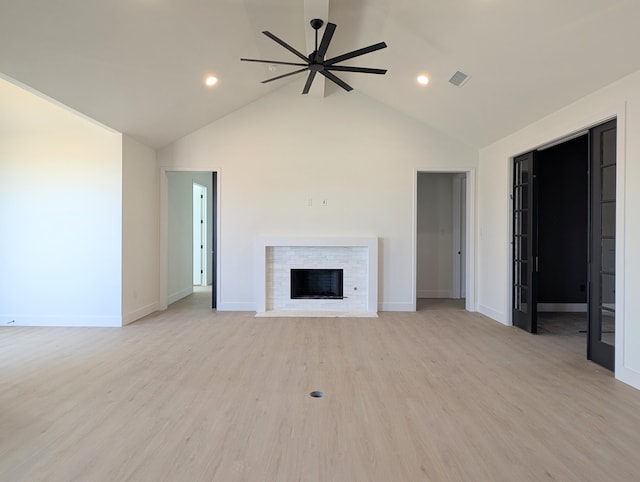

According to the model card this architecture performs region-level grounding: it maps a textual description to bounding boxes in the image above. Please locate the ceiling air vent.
[449,70,470,87]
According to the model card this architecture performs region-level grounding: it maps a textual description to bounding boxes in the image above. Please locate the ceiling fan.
[241,18,387,94]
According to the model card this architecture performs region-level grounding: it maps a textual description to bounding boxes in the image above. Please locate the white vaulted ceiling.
[1,0,639,149]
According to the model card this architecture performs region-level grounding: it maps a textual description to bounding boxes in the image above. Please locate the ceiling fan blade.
[261,67,309,84]
[320,70,353,92]
[325,66,387,75]
[324,42,387,66]
[262,31,310,63]
[241,58,308,67]
[315,22,336,62]
[302,71,317,94]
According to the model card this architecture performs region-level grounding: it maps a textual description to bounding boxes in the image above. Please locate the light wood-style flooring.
[2,294,640,481]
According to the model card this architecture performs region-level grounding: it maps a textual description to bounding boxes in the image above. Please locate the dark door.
[588,119,616,370]
[512,151,538,333]
[211,171,217,309]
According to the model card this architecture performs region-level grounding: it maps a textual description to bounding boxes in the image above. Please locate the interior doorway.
[511,119,616,370]
[166,171,217,310]
[534,135,590,358]
[416,172,469,308]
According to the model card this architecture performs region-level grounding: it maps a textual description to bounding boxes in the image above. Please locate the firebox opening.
[290,269,344,299]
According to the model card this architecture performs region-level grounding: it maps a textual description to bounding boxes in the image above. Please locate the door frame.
[160,167,221,310]
[413,168,476,312]
[506,107,627,379]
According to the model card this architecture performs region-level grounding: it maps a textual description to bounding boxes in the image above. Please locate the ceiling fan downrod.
[310,18,323,62]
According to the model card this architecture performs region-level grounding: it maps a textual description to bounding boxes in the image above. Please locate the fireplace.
[291,269,343,299]
[255,236,378,315]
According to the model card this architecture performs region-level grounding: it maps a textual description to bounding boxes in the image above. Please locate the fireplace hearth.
[291,269,344,299]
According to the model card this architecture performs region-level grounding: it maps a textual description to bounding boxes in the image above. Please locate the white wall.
[167,172,193,303]
[478,69,640,389]
[167,171,213,304]
[198,172,214,287]
[158,84,477,311]
[122,135,159,324]
[416,173,454,298]
[0,78,123,326]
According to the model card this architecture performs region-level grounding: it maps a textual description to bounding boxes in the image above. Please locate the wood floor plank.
[2,295,640,481]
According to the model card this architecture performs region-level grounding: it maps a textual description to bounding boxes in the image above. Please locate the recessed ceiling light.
[205,76,218,87]
[417,75,429,86]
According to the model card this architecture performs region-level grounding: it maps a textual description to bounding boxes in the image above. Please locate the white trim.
[378,302,415,312]
[3,316,122,327]
[414,168,477,313]
[159,169,168,309]
[256,310,378,318]
[122,303,160,325]
[617,366,640,390]
[217,302,255,311]
[479,304,507,325]
[465,169,476,312]
[168,287,193,305]
[160,167,221,311]
[614,102,628,386]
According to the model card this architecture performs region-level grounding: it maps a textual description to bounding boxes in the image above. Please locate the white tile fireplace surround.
[255,237,378,317]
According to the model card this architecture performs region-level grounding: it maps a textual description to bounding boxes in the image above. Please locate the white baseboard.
[478,304,508,325]
[616,365,640,392]
[538,303,587,313]
[168,287,193,305]
[378,302,415,312]
[218,302,255,311]
[1,315,122,327]
[122,302,160,325]
[417,290,453,299]
[256,310,377,318]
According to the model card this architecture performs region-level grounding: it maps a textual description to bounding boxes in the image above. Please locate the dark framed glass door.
[512,151,538,333]
[588,119,616,370]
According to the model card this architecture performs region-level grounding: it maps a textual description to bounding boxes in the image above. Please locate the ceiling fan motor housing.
[310,18,324,30]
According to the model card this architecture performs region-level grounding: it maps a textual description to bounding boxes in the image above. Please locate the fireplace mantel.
[255,237,378,316]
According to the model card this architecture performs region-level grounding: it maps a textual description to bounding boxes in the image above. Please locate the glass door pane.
[512,151,537,333]
[589,119,616,370]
